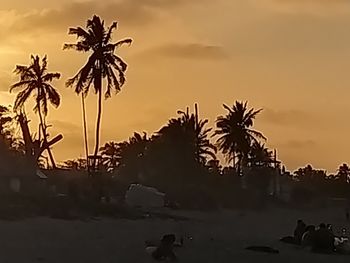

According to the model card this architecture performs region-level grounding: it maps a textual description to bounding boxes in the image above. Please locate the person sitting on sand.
[340,228,349,243]
[335,228,350,254]
[301,225,316,248]
[294,219,307,245]
[327,224,333,234]
[149,234,178,261]
[312,223,335,253]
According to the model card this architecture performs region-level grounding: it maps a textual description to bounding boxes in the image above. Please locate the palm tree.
[100,141,120,172]
[156,107,216,165]
[118,133,149,166]
[337,163,350,183]
[10,55,61,168]
[249,142,274,167]
[116,132,149,181]
[64,15,132,167]
[214,101,265,174]
[62,158,87,170]
[0,105,13,144]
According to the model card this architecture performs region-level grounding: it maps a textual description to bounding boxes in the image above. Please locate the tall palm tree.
[10,55,61,168]
[214,101,265,174]
[64,15,132,166]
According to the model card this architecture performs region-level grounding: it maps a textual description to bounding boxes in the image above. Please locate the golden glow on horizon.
[0,0,350,172]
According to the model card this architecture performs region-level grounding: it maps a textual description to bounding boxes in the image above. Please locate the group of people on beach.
[282,219,350,254]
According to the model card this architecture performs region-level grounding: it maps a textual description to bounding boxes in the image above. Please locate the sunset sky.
[1,0,350,172]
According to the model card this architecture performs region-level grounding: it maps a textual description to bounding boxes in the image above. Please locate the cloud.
[139,43,228,60]
[126,107,171,131]
[256,0,350,15]
[8,1,154,34]
[280,139,317,149]
[0,3,147,45]
[50,120,81,132]
[0,0,203,41]
[49,120,87,153]
[0,91,15,107]
[261,108,316,127]
[0,71,12,91]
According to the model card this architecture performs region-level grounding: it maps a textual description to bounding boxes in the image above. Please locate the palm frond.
[63,43,90,52]
[45,84,61,108]
[68,27,90,39]
[13,88,34,112]
[104,21,118,45]
[10,80,34,93]
[42,72,61,82]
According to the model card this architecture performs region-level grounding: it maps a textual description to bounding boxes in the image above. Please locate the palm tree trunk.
[81,93,89,165]
[93,71,102,169]
[37,106,56,169]
[237,153,242,176]
[232,155,235,175]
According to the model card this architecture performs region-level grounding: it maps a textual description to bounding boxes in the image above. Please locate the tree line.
[0,14,349,208]
[2,14,273,176]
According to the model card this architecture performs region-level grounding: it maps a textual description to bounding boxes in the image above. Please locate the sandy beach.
[0,206,348,263]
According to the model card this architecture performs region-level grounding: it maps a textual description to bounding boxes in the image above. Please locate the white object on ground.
[9,178,21,193]
[36,169,48,179]
[125,184,165,208]
[145,246,157,255]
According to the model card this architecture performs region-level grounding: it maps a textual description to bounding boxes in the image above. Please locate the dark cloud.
[261,108,315,126]
[9,1,154,34]
[141,43,228,60]
[2,0,202,39]
[281,139,317,149]
[260,0,350,15]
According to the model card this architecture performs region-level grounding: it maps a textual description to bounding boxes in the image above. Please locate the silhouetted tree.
[144,108,216,190]
[156,110,216,165]
[100,141,120,172]
[207,159,222,175]
[0,107,25,155]
[62,158,87,170]
[248,142,274,167]
[337,163,350,183]
[116,132,149,182]
[64,15,132,164]
[294,164,327,183]
[0,105,14,146]
[10,55,61,168]
[214,101,265,175]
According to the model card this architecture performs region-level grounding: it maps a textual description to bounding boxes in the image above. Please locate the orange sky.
[1,0,350,172]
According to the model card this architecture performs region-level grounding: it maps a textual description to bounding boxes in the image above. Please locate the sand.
[0,206,348,262]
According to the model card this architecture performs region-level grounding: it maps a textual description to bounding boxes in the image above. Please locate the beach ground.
[0,206,349,262]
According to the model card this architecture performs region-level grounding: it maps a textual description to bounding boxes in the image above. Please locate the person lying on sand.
[245,246,279,254]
